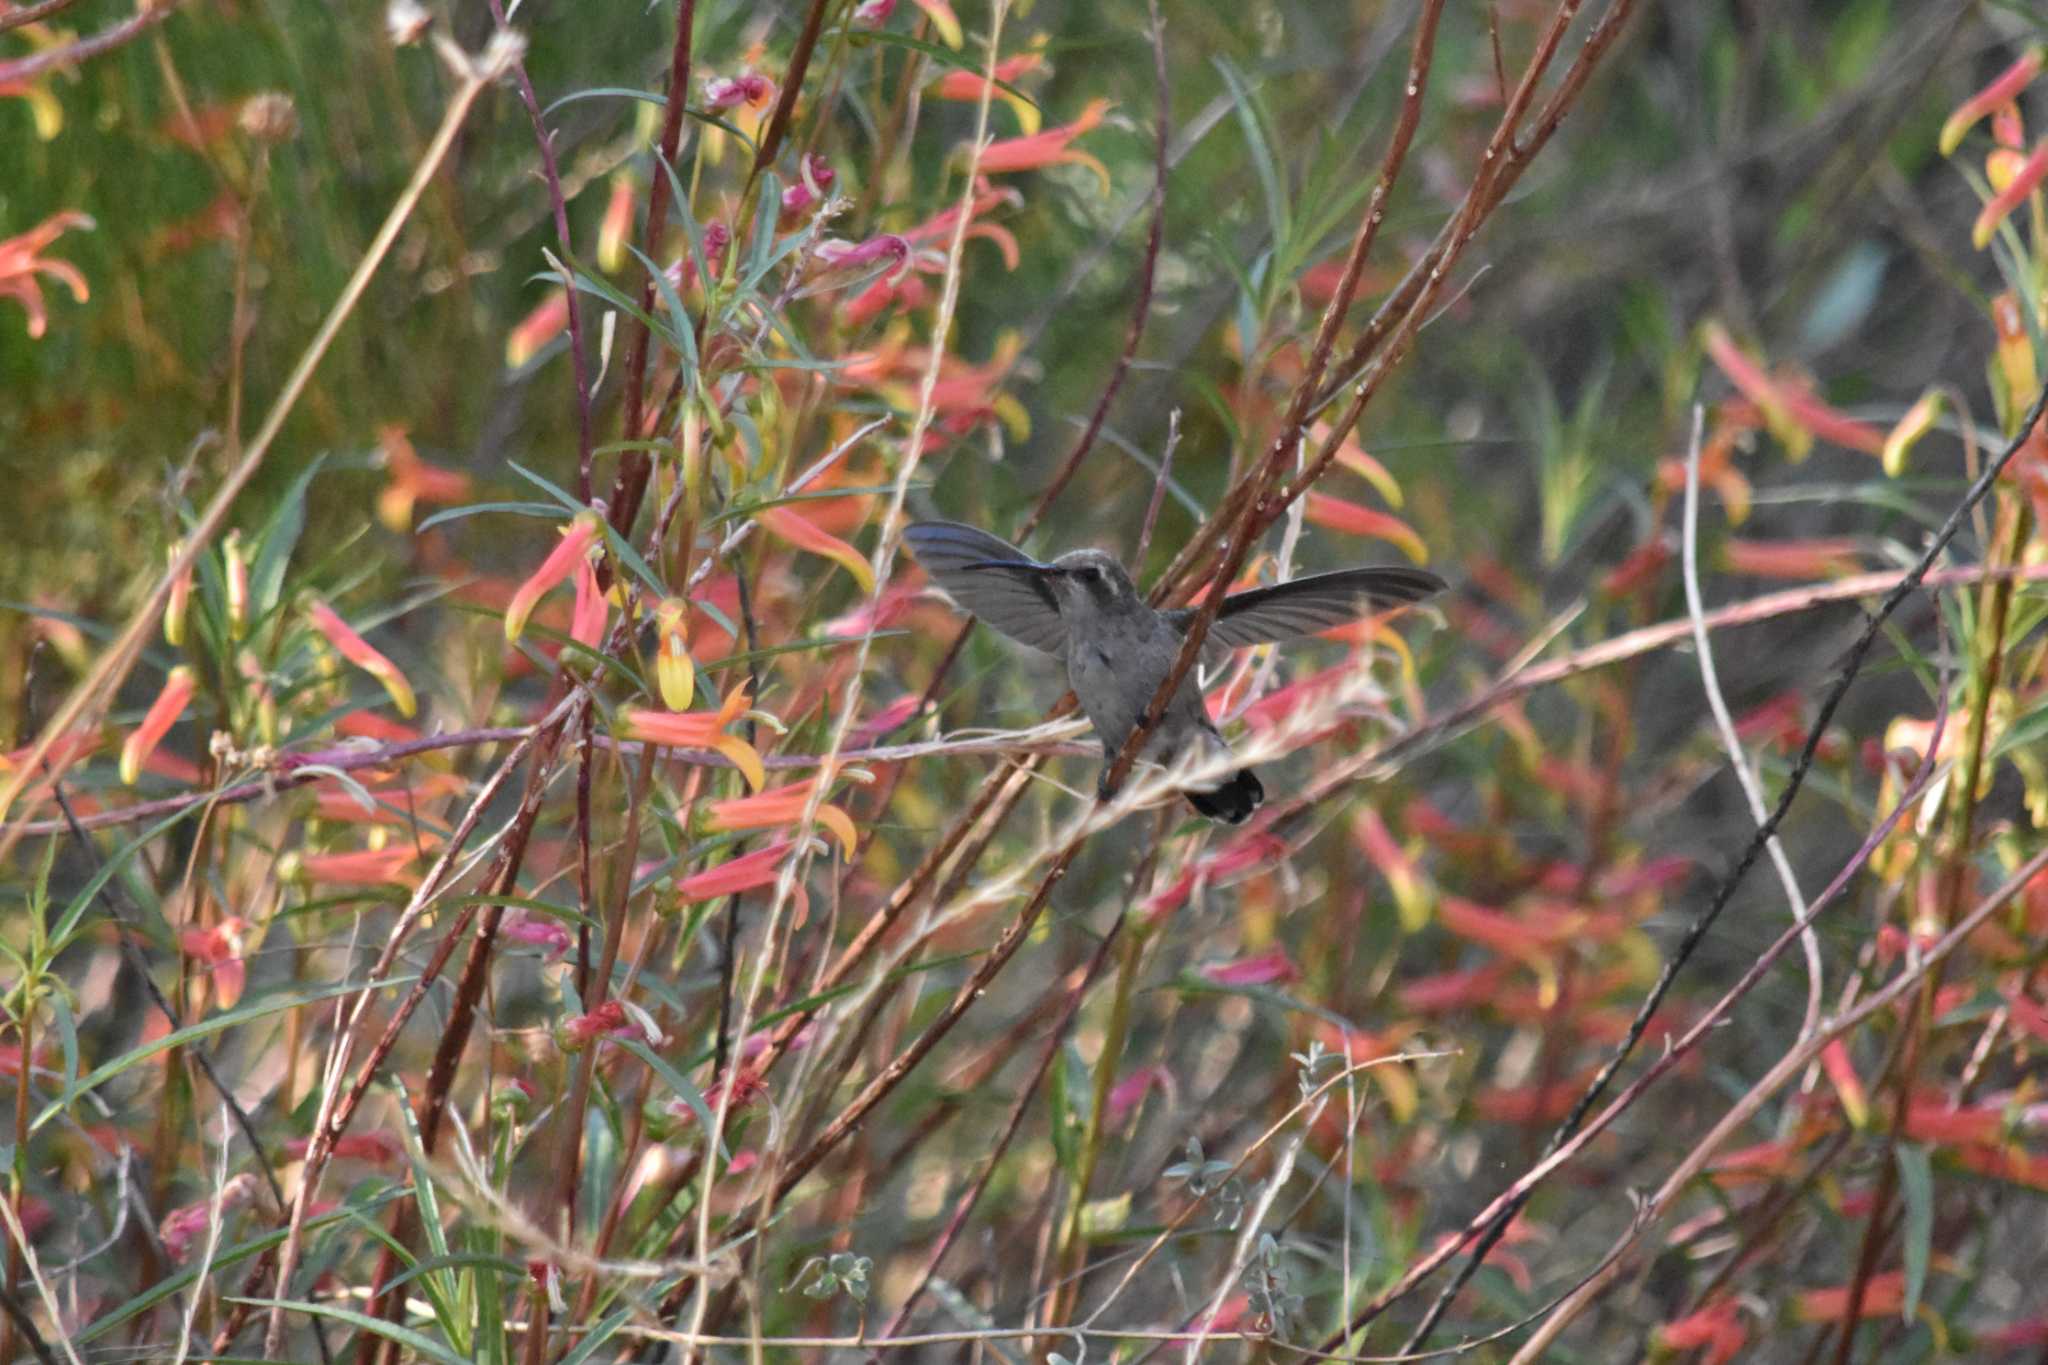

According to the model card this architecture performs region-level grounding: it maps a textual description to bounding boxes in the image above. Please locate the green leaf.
[250,454,326,618]
[225,1297,472,1365]
[34,975,419,1134]
[559,1306,634,1365]
[613,1036,725,1160]
[1213,58,1291,264]
[1896,1143,1933,1322]
[415,500,565,534]
[390,1077,463,1349]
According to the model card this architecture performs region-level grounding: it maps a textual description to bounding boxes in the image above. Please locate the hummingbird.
[903,520,1445,823]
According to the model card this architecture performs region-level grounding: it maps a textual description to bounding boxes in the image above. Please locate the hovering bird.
[903,520,1445,823]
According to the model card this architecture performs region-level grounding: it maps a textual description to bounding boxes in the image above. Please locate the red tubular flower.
[159,1174,259,1260]
[296,843,427,886]
[1657,1298,1747,1364]
[758,505,876,591]
[675,840,794,902]
[780,152,836,218]
[1352,807,1432,932]
[1720,537,1862,580]
[557,999,651,1052]
[597,171,637,273]
[704,71,773,111]
[1973,137,2048,249]
[1201,949,1299,988]
[1820,1038,1870,1128]
[932,51,1046,133]
[505,510,603,644]
[120,666,195,785]
[376,426,472,533]
[502,911,572,960]
[1303,493,1429,564]
[1939,45,2043,155]
[506,288,568,368]
[181,916,250,1008]
[799,233,911,297]
[567,556,606,653]
[0,210,92,339]
[307,599,417,718]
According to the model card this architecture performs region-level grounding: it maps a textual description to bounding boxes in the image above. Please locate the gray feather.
[1165,566,1445,655]
[901,520,1070,658]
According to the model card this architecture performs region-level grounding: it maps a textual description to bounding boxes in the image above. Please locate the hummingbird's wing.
[901,520,1070,658]
[1166,566,1445,654]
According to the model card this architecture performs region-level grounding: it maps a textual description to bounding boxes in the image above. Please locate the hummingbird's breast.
[1064,608,1203,760]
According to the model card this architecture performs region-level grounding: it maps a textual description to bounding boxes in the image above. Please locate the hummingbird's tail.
[1186,767,1264,824]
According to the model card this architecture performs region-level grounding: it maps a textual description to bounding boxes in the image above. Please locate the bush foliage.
[3,0,2048,1360]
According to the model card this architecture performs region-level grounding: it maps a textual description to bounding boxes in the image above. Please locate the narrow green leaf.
[1896,1143,1933,1322]
[614,1036,725,1159]
[225,1297,472,1365]
[34,975,418,1133]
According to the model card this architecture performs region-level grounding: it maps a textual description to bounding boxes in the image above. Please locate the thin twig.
[0,0,80,35]
[0,0,186,84]
[1681,402,1822,1040]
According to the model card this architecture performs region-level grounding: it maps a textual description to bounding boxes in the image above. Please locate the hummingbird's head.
[960,546,1139,618]
[1043,548,1139,612]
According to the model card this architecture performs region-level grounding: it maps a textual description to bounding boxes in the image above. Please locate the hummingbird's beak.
[963,558,1067,575]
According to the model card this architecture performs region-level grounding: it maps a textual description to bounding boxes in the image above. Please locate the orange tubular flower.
[307,599,417,718]
[978,98,1110,193]
[1881,390,1945,477]
[675,840,793,902]
[654,597,694,711]
[621,688,765,791]
[706,779,857,860]
[1796,1272,1906,1323]
[505,510,603,644]
[1939,45,2043,155]
[120,666,195,785]
[0,210,92,338]
[1973,138,2048,249]
[758,506,876,591]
